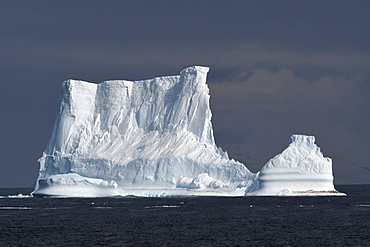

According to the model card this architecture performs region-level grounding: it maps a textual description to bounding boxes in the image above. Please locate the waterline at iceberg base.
[32,66,345,197]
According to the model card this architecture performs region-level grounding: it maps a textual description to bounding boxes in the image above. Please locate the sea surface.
[0,185,369,247]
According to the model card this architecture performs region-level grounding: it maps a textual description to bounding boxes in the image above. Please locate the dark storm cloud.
[0,0,369,186]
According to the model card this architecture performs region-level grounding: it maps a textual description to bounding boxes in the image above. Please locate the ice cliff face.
[33,66,342,197]
[34,66,254,196]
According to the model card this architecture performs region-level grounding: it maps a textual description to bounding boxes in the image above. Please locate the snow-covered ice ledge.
[32,66,345,197]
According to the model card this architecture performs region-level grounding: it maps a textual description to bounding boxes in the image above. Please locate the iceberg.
[246,135,343,196]
[32,66,344,197]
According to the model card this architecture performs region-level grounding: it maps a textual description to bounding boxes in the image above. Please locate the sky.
[1,0,369,187]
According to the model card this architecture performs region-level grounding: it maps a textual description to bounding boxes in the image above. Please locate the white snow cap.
[32,66,343,197]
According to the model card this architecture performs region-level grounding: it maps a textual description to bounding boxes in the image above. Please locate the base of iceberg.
[32,173,248,197]
[32,173,121,198]
[32,171,344,197]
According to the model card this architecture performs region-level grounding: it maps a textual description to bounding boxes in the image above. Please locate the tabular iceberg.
[32,66,343,197]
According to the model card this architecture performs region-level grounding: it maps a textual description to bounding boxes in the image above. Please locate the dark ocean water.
[0,185,369,247]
